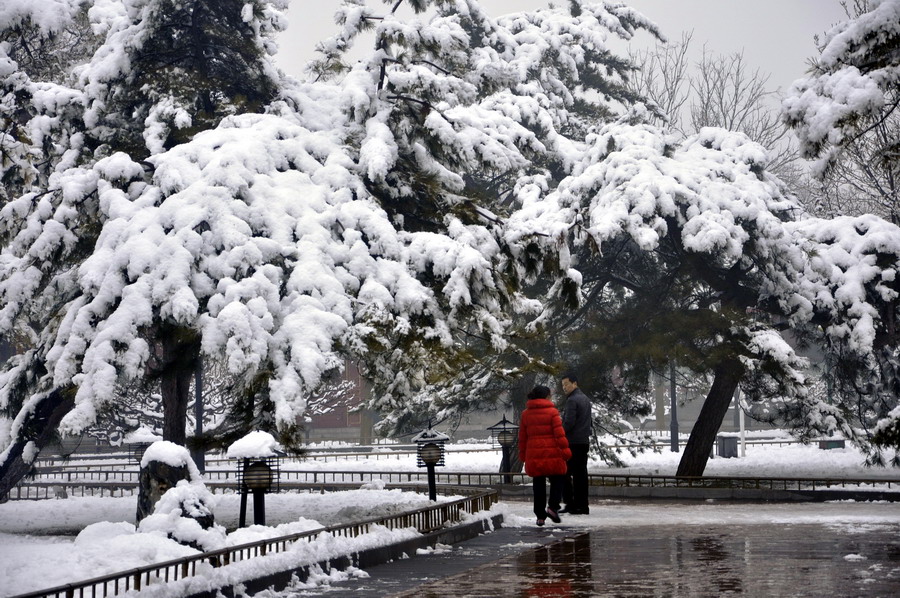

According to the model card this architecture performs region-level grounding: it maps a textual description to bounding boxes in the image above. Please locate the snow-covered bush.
[137,480,226,552]
[137,441,225,551]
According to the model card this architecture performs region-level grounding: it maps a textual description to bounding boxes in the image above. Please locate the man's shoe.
[546,508,561,523]
[558,506,571,514]
[536,518,545,526]
[570,508,590,515]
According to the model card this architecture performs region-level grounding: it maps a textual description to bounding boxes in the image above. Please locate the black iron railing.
[6,469,897,501]
[591,473,898,492]
[9,486,498,598]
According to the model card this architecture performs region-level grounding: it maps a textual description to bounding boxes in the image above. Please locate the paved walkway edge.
[495,484,900,502]
[183,514,505,598]
[592,486,900,501]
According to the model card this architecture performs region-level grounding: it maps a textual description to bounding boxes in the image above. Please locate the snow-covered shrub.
[137,479,226,552]
[136,440,224,551]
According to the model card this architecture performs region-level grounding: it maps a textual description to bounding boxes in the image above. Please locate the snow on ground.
[601,442,900,479]
[1,439,899,597]
[0,488,457,597]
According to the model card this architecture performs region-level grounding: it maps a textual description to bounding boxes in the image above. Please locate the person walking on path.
[560,372,591,515]
[519,385,571,526]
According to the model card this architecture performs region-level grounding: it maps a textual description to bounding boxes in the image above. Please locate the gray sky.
[275,0,849,93]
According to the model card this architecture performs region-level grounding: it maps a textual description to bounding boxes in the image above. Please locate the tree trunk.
[159,331,199,446]
[161,369,192,445]
[676,362,743,477]
[0,388,74,500]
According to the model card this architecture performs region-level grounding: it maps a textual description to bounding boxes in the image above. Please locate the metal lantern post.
[669,360,679,453]
[488,415,519,484]
[237,456,280,527]
[191,355,205,474]
[412,427,449,501]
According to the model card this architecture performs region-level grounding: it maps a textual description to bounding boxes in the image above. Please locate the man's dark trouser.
[563,443,590,512]
[533,474,565,519]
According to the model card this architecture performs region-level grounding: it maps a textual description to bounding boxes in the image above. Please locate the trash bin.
[717,434,738,458]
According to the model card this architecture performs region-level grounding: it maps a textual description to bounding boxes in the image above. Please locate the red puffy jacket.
[518,398,572,477]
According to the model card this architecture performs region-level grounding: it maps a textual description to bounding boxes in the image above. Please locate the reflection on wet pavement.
[395,523,900,597]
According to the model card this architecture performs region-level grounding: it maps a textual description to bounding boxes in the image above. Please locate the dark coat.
[519,398,572,477]
[562,387,592,444]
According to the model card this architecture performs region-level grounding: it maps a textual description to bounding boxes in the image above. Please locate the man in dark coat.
[560,372,591,514]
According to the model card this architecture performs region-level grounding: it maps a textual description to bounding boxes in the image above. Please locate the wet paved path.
[391,523,900,597]
[288,525,570,596]
[285,501,900,597]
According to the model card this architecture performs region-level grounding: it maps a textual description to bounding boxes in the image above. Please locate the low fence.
[6,469,897,501]
[589,473,897,492]
[33,436,808,468]
[10,486,499,598]
[27,437,816,483]
[5,471,517,500]
[259,471,897,493]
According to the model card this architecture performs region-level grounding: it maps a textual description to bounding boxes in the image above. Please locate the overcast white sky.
[274,0,850,93]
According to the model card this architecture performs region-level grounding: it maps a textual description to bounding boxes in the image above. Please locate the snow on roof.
[411,428,451,443]
[226,431,281,459]
[123,427,162,444]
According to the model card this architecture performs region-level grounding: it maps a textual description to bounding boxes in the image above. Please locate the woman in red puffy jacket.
[519,385,572,525]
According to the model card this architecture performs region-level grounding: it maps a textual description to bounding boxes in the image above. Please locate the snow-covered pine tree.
[0,0,98,496]
[81,0,282,159]
[0,0,588,493]
[3,0,896,499]
[783,0,900,224]
[308,0,661,431]
[1,0,290,460]
[507,112,900,474]
[782,0,900,460]
[307,2,899,475]
[0,0,94,202]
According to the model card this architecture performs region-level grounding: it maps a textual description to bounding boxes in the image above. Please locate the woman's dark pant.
[533,474,565,518]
